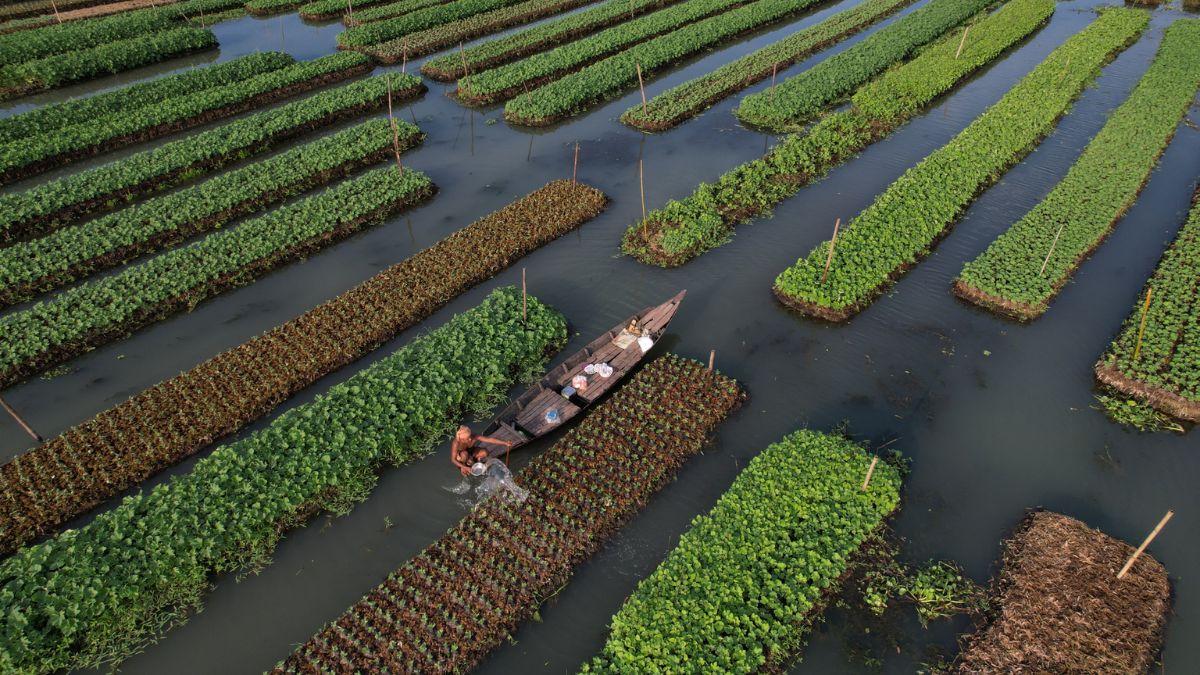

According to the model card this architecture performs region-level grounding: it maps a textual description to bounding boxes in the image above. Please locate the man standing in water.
[450,425,514,476]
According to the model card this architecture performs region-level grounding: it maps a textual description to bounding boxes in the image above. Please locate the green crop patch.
[0,72,425,245]
[583,429,901,672]
[735,0,1000,131]
[505,0,839,125]
[0,0,116,22]
[0,181,606,556]
[0,119,423,308]
[338,0,534,49]
[1096,189,1200,423]
[620,0,915,131]
[341,0,454,24]
[456,0,753,105]
[300,0,400,20]
[622,0,1052,266]
[0,52,372,185]
[364,0,596,63]
[0,164,437,388]
[771,8,1148,321]
[0,287,568,674]
[274,354,744,674]
[420,0,686,79]
[0,26,218,100]
[0,8,175,65]
[0,52,294,145]
[956,19,1200,321]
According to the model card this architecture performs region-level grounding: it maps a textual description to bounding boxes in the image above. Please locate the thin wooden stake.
[955,26,970,59]
[1133,287,1153,362]
[50,0,61,23]
[346,0,353,21]
[1118,510,1173,579]
[820,218,841,283]
[636,63,648,114]
[401,38,408,73]
[572,142,580,186]
[639,158,647,224]
[0,395,43,443]
[386,80,404,176]
[708,349,715,371]
[459,42,469,80]
[1039,221,1067,276]
[522,268,528,322]
[861,456,879,491]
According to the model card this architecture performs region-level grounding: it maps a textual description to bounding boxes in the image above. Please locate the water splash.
[445,458,528,509]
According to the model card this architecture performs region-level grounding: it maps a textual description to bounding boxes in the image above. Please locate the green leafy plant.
[504,0,837,126]
[344,0,464,25]
[1094,395,1185,433]
[0,119,424,308]
[619,0,915,131]
[298,0,402,20]
[0,181,606,556]
[772,8,1148,321]
[734,0,999,130]
[276,355,744,673]
[956,19,1200,320]
[0,52,372,183]
[622,0,1053,266]
[0,165,437,387]
[421,0,688,78]
[0,287,569,674]
[0,8,174,65]
[0,72,425,243]
[583,429,902,672]
[337,0,534,49]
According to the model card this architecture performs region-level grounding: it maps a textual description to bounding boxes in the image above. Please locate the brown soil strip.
[955,510,1171,673]
[0,0,113,23]
[0,180,605,556]
[0,0,180,33]
[1,81,425,246]
[0,63,371,186]
[452,0,759,106]
[951,279,1041,322]
[1095,362,1200,423]
[0,137,418,309]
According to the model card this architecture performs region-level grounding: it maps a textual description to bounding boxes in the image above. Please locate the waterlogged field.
[0,0,1197,673]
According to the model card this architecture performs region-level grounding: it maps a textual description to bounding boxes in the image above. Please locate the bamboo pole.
[820,218,841,283]
[861,456,879,491]
[572,142,580,186]
[1117,510,1173,579]
[639,159,647,224]
[347,0,353,21]
[708,349,715,371]
[401,38,408,73]
[637,63,648,115]
[1039,222,1067,276]
[522,267,527,322]
[459,42,469,80]
[955,26,970,59]
[0,395,43,443]
[1133,287,1153,362]
[50,0,61,23]
[386,80,404,176]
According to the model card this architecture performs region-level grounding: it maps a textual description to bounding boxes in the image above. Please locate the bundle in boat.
[955,511,1170,673]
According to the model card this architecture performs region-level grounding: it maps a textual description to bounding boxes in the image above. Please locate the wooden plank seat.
[515,389,582,437]
[478,422,526,457]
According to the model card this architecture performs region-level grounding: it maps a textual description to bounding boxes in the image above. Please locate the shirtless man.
[450,425,514,476]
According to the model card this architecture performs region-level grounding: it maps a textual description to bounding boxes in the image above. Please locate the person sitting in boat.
[450,425,514,476]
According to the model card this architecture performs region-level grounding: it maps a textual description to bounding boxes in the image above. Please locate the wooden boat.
[477,290,686,458]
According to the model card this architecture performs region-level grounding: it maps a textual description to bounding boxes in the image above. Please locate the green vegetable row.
[0,0,243,32]
[735,0,999,130]
[0,119,422,309]
[0,163,436,388]
[1096,188,1200,422]
[0,26,218,100]
[772,8,1149,321]
[0,181,605,556]
[364,0,595,62]
[0,287,567,674]
[337,0,531,49]
[504,0,836,125]
[956,19,1200,321]
[622,0,1052,266]
[0,52,371,185]
[421,0,688,80]
[0,51,294,144]
[299,0,398,20]
[583,429,902,673]
[456,0,751,105]
[0,7,174,66]
[0,0,111,22]
[345,0,457,25]
[0,72,426,245]
[620,0,915,131]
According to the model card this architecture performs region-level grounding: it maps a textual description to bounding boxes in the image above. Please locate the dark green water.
[0,0,1197,672]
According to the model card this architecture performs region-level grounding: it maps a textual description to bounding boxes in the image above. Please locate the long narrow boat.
[478,290,686,458]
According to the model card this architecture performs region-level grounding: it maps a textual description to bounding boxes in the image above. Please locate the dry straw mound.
[957,511,1171,673]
